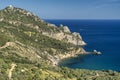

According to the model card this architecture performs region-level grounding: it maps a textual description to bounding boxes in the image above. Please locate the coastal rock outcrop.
[41,27,86,46]
[59,24,71,33]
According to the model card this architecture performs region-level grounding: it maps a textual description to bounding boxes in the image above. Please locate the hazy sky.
[0,0,120,19]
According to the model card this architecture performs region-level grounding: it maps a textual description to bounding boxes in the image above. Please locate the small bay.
[46,19,120,71]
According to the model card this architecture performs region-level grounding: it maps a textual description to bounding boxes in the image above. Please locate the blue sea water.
[46,19,120,71]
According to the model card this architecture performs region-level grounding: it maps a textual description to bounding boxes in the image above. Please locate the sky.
[0,0,120,19]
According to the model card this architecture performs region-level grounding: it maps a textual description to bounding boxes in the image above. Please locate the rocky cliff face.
[41,29,86,46]
[0,5,86,66]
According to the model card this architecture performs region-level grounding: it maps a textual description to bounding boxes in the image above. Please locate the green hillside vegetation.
[0,6,120,80]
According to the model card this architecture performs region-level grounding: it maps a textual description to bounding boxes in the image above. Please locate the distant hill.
[0,5,120,80]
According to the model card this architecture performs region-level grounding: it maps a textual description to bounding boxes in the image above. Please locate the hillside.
[0,5,86,65]
[0,5,120,80]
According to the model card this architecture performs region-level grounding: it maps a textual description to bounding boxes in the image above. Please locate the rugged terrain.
[0,5,120,80]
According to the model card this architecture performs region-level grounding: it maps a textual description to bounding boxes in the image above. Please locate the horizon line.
[44,19,120,20]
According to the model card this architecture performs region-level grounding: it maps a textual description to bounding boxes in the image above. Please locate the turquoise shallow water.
[46,20,120,71]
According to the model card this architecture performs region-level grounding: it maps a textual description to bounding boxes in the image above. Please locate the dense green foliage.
[0,59,120,80]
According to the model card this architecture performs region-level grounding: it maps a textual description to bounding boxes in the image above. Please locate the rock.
[0,18,4,21]
[93,50,101,54]
[63,26,71,33]
[47,23,56,27]
[41,30,86,46]
[59,25,71,33]
[60,24,64,27]
[72,32,82,39]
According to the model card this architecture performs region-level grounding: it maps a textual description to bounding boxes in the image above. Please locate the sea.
[46,19,120,71]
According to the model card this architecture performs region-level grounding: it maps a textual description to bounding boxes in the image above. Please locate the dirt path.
[0,42,15,49]
[8,63,17,80]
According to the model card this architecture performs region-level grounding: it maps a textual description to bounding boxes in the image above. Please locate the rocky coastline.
[48,47,86,66]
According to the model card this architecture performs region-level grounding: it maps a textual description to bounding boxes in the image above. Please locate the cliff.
[0,5,86,66]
